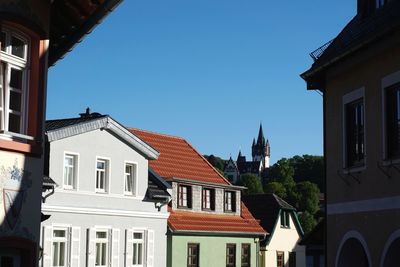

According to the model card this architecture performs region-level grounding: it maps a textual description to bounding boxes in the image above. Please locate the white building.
[242,194,306,267]
[40,110,170,267]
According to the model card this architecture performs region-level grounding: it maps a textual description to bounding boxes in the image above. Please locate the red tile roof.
[168,203,267,236]
[130,128,230,185]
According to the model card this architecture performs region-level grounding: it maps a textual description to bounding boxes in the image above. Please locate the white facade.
[261,211,306,267]
[40,119,169,267]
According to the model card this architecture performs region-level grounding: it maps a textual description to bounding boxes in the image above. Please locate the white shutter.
[42,225,53,267]
[111,228,120,267]
[125,229,133,267]
[146,230,155,267]
[70,227,81,267]
[87,228,96,267]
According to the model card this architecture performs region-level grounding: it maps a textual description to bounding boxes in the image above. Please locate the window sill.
[95,190,108,194]
[0,135,41,156]
[177,206,192,210]
[343,165,366,174]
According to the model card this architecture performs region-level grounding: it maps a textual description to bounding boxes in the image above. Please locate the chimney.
[79,107,91,118]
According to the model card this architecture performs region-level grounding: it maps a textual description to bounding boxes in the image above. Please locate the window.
[345,98,365,167]
[52,229,67,267]
[226,244,236,267]
[178,185,192,208]
[64,154,77,189]
[241,244,251,267]
[386,84,400,159]
[187,243,199,267]
[280,210,290,228]
[95,231,108,267]
[376,0,387,8]
[125,163,137,195]
[202,188,215,210]
[277,252,284,267]
[96,159,109,192]
[224,191,236,212]
[132,232,144,266]
[289,252,296,267]
[0,28,29,135]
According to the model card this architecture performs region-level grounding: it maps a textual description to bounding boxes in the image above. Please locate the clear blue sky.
[47,1,356,164]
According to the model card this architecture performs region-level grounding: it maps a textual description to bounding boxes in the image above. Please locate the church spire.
[257,123,265,146]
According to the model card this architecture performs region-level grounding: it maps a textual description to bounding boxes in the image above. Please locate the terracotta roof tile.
[168,203,266,235]
[130,128,230,185]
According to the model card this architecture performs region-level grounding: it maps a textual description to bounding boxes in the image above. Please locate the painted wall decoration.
[0,159,34,240]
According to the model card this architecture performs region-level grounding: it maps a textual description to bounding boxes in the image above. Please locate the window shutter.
[125,229,133,267]
[42,225,53,267]
[232,192,237,212]
[187,187,192,208]
[70,227,81,267]
[112,228,120,267]
[87,228,96,267]
[211,190,216,210]
[146,230,155,267]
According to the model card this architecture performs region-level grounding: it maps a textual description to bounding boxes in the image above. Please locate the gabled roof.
[242,194,302,244]
[46,113,159,160]
[168,203,266,236]
[130,128,231,185]
[49,0,123,65]
[301,1,400,89]
[146,168,171,201]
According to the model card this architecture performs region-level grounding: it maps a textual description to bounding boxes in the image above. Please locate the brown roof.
[168,203,266,236]
[130,128,231,185]
[50,0,123,65]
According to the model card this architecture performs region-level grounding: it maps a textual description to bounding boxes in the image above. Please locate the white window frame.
[224,190,235,212]
[0,26,30,138]
[95,157,110,193]
[63,152,79,190]
[124,161,137,196]
[52,227,69,267]
[342,87,367,173]
[95,230,109,267]
[132,230,145,266]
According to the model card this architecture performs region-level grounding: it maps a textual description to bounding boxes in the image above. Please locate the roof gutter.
[49,0,124,66]
[170,230,266,238]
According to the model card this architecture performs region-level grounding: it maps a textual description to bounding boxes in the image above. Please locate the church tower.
[252,124,270,169]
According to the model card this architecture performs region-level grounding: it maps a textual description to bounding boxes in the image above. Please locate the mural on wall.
[0,159,34,240]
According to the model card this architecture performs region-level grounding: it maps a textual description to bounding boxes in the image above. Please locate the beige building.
[302,0,400,266]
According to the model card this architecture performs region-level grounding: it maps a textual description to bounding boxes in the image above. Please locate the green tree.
[239,173,263,194]
[290,155,324,192]
[268,158,296,187]
[263,182,287,199]
[203,154,225,173]
[298,211,318,234]
[295,181,320,215]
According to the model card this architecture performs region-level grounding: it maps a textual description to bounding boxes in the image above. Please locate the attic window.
[280,211,290,228]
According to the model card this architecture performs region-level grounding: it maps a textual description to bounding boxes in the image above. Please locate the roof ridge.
[46,114,107,122]
[129,127,185,140]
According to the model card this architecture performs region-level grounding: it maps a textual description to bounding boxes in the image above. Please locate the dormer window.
[202,188,215,211]
[224,191,236,212]
[280,210,290,228]
[178,185,192,209]
[0,28,29,136]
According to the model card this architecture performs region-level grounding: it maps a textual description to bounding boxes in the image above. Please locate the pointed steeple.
[257,123,265,145]
[252,138,256,147]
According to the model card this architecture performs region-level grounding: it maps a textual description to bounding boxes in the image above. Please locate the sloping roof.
[146,168,171,200]
[168,202,266,236]
[242,194,299,241]
[49,0,123,65]
[42,175,57,189]
[46,113,159,160]
[130,128,231,185]
[300,219,324,247]
[301,1,400,89]
[237,160,261,174]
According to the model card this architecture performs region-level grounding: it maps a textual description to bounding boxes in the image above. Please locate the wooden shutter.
[232,192,237,212]
[125,229,133,267]
[146,230,155,267]
[87,228,96,267]
[187,186,193,208]
[111,228,120,267]
[70,227,81,267]
[42,225,53,267]
[210,189,215,211]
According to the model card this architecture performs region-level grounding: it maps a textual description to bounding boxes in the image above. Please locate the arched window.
[336,231,371,267]
[0,26,29,135]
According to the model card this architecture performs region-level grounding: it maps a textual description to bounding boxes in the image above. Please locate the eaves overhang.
[46,116,159,160]
[169,229,267,238]
[169,177,246,190]
[49,0,124,66]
